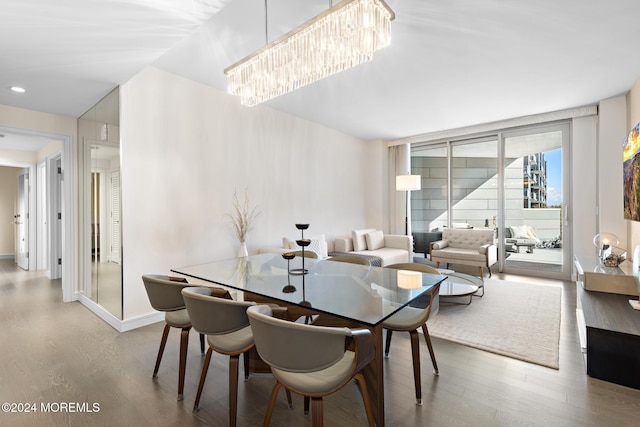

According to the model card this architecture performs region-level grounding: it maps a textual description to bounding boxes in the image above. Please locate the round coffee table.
[439,272,484,305]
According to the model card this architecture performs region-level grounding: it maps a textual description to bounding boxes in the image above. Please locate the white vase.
[238,242,248,258]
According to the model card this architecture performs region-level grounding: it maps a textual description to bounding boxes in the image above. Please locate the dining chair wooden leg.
[409,329,422,405]
[193,348,213,411]
[243,350,250,380]
[285,388,293,409]
[421,324,439,375]
[229,355,240,427]
[178,327,190,401]
[199,333,205,354]
[353,373,375,427]
[263,382,283,427]
[384,329,393,358]
[153,324,171,378]
[311,397,324,427]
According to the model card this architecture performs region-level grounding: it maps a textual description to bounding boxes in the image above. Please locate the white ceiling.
[2,0,640,152]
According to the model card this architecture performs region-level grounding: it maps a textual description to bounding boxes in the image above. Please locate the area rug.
[428,278,562,369]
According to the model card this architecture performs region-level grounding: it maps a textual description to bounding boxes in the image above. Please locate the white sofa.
[429,228,497,277]
[333,229,412,266]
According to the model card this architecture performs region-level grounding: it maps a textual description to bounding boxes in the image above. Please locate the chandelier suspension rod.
[264,0,268,44]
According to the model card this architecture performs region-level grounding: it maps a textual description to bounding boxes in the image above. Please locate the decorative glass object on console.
[593,233,626,267]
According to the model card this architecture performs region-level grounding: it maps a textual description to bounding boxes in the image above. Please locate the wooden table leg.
[300,314,385,426]
[362,323,385,427]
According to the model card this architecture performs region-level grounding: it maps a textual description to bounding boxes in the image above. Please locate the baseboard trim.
[77,294,163,332]
[120,311,165,332]
[0,254,14,260]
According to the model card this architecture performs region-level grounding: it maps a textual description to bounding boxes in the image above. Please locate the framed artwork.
[623,122,640,220]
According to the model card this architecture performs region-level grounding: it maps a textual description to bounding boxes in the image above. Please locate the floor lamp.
[396,174,421,235]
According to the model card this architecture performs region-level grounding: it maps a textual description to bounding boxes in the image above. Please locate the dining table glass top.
[171,253,446,327]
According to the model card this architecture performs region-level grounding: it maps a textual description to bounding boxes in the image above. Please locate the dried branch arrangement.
[226,188,261,243]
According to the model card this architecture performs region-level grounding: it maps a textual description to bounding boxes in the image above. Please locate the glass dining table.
[172,253,446,426]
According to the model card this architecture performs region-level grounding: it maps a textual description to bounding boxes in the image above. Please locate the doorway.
[0,125,73,301]
[500,124,569,277]
[16,168,29,270]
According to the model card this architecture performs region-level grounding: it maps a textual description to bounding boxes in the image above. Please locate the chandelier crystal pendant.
[224,0,395,107]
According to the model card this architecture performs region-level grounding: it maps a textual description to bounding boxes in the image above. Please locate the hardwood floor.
[1,259,639,426]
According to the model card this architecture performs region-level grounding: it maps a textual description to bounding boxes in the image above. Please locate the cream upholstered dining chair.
[181,286,255,426]
[326,254,370,265]
[142,274,206,401]
[247,304,375,427]
[383,263,442,405]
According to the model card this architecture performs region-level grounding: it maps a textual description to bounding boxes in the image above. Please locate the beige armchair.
[430,228,497,278]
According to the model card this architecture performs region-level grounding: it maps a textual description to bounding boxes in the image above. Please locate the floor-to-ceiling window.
[411,121,570,280]
[501,123,568,276]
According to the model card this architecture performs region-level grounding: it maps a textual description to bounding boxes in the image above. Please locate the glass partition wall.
[78,87,122,319]
[411,122,570,279]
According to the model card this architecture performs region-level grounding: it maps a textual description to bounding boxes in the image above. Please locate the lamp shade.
[396,174,421,191]
[397,270,422,289]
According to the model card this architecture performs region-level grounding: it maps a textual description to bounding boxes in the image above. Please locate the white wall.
[572,116,598,259]
[598,96,628,249]
[37,140,63,161]
[120,67,382,319]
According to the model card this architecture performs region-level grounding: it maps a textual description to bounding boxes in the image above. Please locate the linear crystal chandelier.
[224,0,395,107]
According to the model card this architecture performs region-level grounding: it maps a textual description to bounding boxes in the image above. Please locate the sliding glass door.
[451,138,498,230]
[501,123,569,276]
[410,122,570,279]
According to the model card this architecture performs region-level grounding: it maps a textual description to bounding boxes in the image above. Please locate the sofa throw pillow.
[509,225,530,239]
[452,222,472,229]
[352,229,376,251]
[287,234,328,258]
[365,230,385,251]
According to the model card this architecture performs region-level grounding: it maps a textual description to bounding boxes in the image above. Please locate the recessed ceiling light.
[9,86,26,93]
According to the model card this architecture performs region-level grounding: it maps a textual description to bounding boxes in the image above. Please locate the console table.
[574,255,640,389]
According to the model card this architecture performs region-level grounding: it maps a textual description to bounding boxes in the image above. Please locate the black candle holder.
[299,272,311,308]
[295,223,309,237]
[290,224,311,275]
[281,252,297,292]
[282,251,295,270]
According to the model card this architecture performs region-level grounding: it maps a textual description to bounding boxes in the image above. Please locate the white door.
[53,158,63,278]
[37,161,47,271]
[16,169,29,270]
[110,169,121,264]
